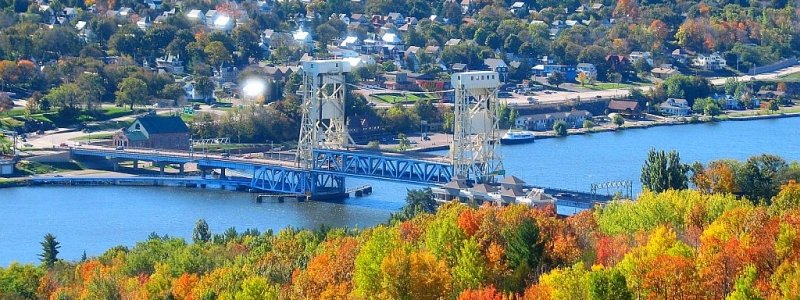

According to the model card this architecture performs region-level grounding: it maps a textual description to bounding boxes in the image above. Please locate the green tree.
[192,219,211,243]
[768,100,780,113]
[727,265,764,300]
[453,238,486,294]
[354,226,400,297]
[547,71,566,88]
[692,97,721,116]
[204,41,232,70]
[553,120,568,136]
[583,119,594,130]
[39,233,60,267]
[397,133,411,151]
[612,114,625,127]
[115,77,148,109]
[194,76,215,101]
[588,268,632,300]
[737,154,787,204]
[505,218,544,272]
[641,149,689,193]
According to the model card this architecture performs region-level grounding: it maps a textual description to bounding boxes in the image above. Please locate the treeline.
[2,153,800,299]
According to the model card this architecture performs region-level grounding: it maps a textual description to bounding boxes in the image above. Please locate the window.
[134,123,141,130]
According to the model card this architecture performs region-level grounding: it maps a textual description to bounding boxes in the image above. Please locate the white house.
[186,9,205,22]
[693,52,727,70]
[576,63,597,80]
[629,51,654,66]
[659,98,691,116]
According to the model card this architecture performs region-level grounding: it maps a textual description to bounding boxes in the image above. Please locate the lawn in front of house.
[584,82,647,91]
[778,72,800,81]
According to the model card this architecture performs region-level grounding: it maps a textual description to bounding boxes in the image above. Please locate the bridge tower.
[297,60,354,168]
[295,59,353,197]
[450,71,504,183]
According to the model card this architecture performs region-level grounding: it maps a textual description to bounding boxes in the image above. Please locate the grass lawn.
[69,133,115,141]
[778,72,800,81]
[1,107,140,131]
[371,93,438,104]
[15,161,84,175]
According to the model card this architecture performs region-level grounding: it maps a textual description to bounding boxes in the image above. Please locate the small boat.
[500,130,535,144]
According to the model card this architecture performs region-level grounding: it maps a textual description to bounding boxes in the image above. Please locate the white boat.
[500,130,535,144]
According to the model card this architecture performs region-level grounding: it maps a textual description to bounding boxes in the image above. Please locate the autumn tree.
[588,268,632,300]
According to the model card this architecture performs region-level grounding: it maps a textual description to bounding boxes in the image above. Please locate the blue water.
[1,117,799,265]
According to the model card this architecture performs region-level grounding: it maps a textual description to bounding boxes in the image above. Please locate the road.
[707,65,800,85]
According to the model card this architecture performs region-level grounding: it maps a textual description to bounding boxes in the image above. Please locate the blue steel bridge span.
[69,147,453,198]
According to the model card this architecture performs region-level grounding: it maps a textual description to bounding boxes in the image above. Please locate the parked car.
[116,146,125,150]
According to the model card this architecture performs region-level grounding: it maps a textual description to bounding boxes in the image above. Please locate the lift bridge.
[69,60,503,199]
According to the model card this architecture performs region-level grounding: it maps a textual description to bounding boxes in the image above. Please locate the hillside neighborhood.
[1,0,799,154]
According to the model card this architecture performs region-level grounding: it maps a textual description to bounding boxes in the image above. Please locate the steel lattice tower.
[296,60,354,169]
[450,71,504,183]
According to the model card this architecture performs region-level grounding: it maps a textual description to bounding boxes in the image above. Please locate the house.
[137,16,152,30]
[445,39,462,47]
[671,48,690,64]
[211,15,234,31]
[186,9,205,22]
[651,64,680,79]
[532,64,577,81]
[155,54,185,74]
[293,29,313,50]
[629,51,654,66]
[118,7,133,17]
[510,2,527,14]
[484,58,509,82]
[693,52,727,70]
[576,63,597,80]
[515,110,593,131]
[714,94,741,110]
[756,90,785,101]
[452,63,468,73]
[590,3,604,10]
[214,62,238,84]
[608,100,643,118]
[112,115,190,150]
[605,55,629,73]
[659,98,691,116]
[339,36,361,49]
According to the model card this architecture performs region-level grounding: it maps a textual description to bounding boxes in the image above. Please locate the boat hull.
[500,137,535,145]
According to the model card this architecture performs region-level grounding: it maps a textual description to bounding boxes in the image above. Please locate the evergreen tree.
[193,219,211,243]
[39,233,60,267]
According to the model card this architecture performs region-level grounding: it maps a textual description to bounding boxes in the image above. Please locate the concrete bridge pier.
[177,164,184,175]
[219,168,226,179]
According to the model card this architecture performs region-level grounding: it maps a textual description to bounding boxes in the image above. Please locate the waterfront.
[1,117,799,265]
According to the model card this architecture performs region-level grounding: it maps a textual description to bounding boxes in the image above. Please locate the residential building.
[576,63,597,80]
[155,54,185,74]
[651,64,680,79]
[629,51,653,66]
[186,9,205,22]
[515,110,593,131]
[714,94,741,110]
[532,64,577,81]
[693,52,727,70]
[607,100,643,118]
[484,58,509,82]
[659,98,691,116]
[112,115,190,150]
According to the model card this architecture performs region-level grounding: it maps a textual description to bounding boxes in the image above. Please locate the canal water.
[1,117,799,265]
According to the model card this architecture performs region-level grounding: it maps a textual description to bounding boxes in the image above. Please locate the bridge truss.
[312,149,452,184]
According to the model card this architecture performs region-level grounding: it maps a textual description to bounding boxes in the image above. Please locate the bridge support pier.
[159,164,165,176]
[112,160,119,172]
[178,164,184,175]
[220,168,226,179]
[133,160,139,170]
[200,168,207,179]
